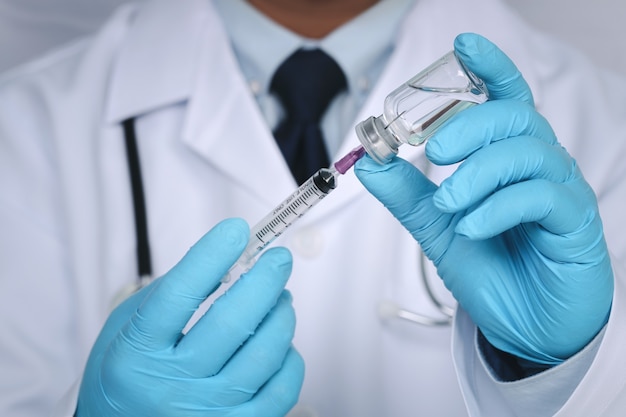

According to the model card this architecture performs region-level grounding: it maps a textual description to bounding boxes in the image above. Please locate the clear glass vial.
[355,51,489,164]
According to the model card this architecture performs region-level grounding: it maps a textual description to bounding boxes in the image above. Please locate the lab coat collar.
[105,0,207,124]
[180,18,301,206]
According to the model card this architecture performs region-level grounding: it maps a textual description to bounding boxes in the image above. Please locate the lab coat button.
[249,79,262,95]
[291,227,324,258]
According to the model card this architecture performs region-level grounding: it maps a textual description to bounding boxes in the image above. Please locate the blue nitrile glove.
[354,33,613,365]
[76,218,304,416]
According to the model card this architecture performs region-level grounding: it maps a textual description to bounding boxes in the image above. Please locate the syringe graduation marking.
[255,181,326,244]
[238,145,366,269]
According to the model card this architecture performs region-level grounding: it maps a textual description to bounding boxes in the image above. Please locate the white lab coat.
[1,0,626,416]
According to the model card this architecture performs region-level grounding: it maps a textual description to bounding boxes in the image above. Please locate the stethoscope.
[117,117,454,326]
[110,117,153,307]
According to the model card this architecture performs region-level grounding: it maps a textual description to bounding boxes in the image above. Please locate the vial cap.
[355,116,398,164]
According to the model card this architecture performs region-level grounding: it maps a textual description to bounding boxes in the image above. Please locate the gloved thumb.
[454,33,534,105]
[354,156,454,264]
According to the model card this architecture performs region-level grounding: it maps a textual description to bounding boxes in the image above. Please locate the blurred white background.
[0,0,131,72]
[502,0,626,75]
[0,0,624,75]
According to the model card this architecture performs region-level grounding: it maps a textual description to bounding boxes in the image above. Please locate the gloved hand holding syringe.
[223,145,366,282]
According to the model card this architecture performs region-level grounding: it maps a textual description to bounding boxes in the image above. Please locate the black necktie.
[270,49,347,185]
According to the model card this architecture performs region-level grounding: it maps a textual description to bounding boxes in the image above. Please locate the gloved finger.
[454,32,534,104]
[194,291,296,406]
[354,156,455,262]
[175,246,293,376]
[455,177,598,241]
[147,346,303,415]
[433,137,575,212]
[355,156,437,231]
[91,281,157,351]
[234,347,305,417]
[125,218,249,351]
[426,100,557,165]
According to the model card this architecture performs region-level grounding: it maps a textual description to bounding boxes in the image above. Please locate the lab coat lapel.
[180,10,296,208]
[105,0,210,124]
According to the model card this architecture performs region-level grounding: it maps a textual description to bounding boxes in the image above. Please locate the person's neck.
[247,0,378,39]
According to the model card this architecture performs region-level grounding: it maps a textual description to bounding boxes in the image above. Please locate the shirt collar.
[105,0,213,124]
[213,0,416,98]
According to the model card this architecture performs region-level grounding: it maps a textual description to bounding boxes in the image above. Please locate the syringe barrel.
[237,168,338,269]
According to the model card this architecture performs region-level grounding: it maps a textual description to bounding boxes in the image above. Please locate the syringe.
[223,145,366,281]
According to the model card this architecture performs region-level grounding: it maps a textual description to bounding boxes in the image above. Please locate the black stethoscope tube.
[122,118,153,279]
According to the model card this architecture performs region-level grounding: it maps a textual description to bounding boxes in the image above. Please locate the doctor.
[1,0,626,416]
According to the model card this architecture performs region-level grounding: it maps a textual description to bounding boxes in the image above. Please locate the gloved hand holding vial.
[354,33,613,365]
